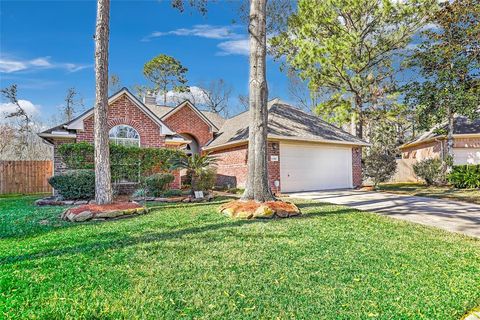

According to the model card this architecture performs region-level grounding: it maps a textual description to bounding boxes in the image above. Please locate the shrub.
[132,188,147,198]
[195,168,217,192]
[363,121,398,188]
[48,169,95,200]
[413,158,446,186]
[448,165,480,189]
[57,142,181,182]
[162,189,183,197]
[145,173,175,197]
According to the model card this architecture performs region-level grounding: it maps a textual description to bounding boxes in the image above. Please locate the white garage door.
[280,142,353,192]
[454,148,480,165]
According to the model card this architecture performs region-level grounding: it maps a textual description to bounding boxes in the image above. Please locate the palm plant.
[170,153,217,193]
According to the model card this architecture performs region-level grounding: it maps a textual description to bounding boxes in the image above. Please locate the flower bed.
[61,202,147,222]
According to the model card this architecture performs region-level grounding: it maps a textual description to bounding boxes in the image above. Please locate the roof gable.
[400,116,480,149]
[65,88,175,135]
[161,100,219,132]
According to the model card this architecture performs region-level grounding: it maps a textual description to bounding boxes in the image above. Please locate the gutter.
[400,133,480,150]
[203,136,370,152]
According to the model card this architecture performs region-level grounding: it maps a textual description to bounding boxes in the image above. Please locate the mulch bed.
[61,202,147,222]
[219,200,301,219]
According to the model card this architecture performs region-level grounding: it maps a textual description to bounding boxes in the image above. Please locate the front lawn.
[1,196,479,319]
[378,183,480,204]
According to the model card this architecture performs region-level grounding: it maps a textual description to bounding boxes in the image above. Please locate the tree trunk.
[93,0,112,205]
[354,95,364,139]
[241,0,274,202]
[446,104,454,171]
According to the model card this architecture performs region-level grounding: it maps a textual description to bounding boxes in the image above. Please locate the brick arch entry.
[179,132,200,154]
[107,118,147,146]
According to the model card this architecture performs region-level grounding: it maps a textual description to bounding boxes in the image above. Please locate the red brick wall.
[211,141,281,193]
[211,144,248,189]
[267,142,281,193]
[402,137,480,160]
[352,147,362,188]
[454,137,480,148]
[54,93,181,189]
[162,105,214,148]
[52,139,75,175]
[76,94,166,148]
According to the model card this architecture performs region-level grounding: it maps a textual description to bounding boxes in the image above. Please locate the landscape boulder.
[219,200,300,219]
[61,202,147,222]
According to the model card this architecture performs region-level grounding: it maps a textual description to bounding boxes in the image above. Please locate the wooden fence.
[388,159,420,183]
[0,161,53,195]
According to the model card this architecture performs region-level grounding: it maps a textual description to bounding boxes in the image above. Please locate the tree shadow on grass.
[1,198,233,241]
[0,204,352,265]
[0,219,260,265]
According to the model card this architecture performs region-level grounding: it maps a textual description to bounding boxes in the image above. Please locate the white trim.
[269,135,370,147]
[161,100,219,132]
[203,136,369,152]
[400,133,480,149]
[38,133,77,139]
[65,88,175,135]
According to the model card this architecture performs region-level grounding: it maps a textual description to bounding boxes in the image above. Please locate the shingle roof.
[206,100,368,148]
[147,104,226,129]
[401,115,480,148]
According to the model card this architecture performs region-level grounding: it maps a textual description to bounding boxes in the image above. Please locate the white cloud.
[0,99,40,118]
[158,86,210,106]
[143,24,242,41]
[217,39,250,56]
[0,56,91,74]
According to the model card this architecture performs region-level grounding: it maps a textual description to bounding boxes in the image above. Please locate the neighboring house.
[400,116,480,165]
[39,88,367,193]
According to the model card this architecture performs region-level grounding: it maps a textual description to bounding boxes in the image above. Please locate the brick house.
[39,88,368,193]
[400,116,480,165]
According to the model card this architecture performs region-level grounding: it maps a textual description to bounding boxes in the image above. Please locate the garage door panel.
[280,143,353,192]
[454,148,480,165]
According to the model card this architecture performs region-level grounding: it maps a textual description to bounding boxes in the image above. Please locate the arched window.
[109,125,140,147]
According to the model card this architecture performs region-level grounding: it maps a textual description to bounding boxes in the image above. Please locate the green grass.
[1,196,479,319]
[378,183,480,204]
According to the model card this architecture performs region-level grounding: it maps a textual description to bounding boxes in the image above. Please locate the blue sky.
[0,0,290,123]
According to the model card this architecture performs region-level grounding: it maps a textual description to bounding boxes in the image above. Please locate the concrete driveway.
[289,190,480,238]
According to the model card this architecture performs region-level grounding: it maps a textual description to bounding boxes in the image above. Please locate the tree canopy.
[143,54,189,105]
[271,0,434,138]
[405,0,480,162]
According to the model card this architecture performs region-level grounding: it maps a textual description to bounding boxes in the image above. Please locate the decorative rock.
[95,210,123,219]
[61,202,147,222]
[166,197,185,203]
[182,197,192,203]
[35,199,65,206]
[219,200,301,220]
[253,205,275,219]
[74,200,88,205]
[221,207,235,218]
[275,210,289,218]
[236,211,254,219]
[71,210,93,222]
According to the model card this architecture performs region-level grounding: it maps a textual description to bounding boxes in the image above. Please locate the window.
[109,125,140,147]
